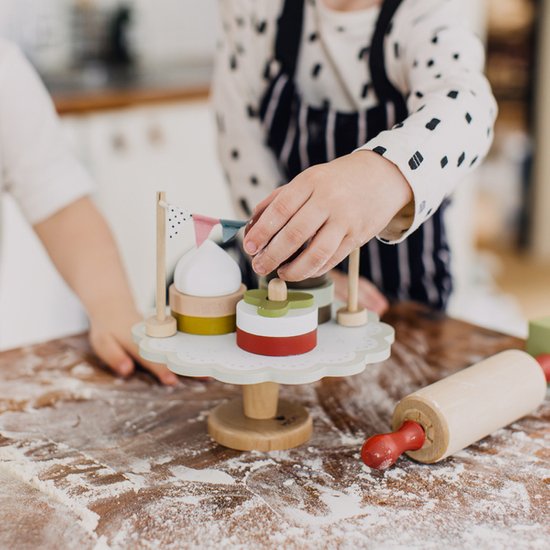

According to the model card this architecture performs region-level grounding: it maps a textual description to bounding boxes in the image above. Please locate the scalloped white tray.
[133,310,394,385]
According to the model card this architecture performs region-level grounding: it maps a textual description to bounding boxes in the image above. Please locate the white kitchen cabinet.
[81,100,233,312]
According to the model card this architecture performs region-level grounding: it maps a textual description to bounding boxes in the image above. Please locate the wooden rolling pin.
[362,350,550,469]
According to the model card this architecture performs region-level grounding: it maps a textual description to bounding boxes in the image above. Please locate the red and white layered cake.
[236,279,318,357]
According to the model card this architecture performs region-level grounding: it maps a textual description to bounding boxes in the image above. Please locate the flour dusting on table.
[0,323,548,549]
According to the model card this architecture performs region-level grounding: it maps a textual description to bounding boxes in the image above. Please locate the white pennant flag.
[166,204,193,239]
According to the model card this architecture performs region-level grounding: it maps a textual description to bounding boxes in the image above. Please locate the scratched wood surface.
[0,303,548,549]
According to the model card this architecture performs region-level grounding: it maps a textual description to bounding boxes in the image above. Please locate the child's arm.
[0,41,176,384]
[244,0,497,281]
[212,3,286,219]
[34,197,178,385]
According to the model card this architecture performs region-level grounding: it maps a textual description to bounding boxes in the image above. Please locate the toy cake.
[262,272,334,324]
[236,278,318,356]
[169,240,246,335]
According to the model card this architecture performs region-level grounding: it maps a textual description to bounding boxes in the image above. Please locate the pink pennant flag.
[192,214,220,247]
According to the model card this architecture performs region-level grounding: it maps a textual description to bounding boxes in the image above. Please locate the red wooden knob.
[536,354,550,383]
[361,420,426,470]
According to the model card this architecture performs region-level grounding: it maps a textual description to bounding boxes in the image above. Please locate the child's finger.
[138,359,179,386]
[89,330,135,377]
[121,337,179,386]
[277,222,346,281]
[251,201,328,276]
[357,278,389,315]
[308,234,359,278]
[252,187,284,216]
[243,184,313,256]
[245,188,284,237]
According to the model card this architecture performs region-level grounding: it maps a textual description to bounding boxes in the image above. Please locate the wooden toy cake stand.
[138,191,392,451]
[133,310,393,452]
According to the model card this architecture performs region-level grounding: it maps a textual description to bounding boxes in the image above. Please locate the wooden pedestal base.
[207,382,312,451]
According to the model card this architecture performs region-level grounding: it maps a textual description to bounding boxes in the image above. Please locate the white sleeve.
[358,0,497,243]
[212,1,285,218]
[0,40,94,225]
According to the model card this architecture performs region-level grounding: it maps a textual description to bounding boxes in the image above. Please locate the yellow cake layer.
[172,311,236,335]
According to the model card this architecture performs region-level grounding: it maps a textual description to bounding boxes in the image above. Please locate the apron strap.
[369,0,408,121]
[275,0,305,78]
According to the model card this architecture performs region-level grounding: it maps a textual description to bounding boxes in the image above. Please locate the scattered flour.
[71,364,96,377]
[154,456,174,465]
[178,496,203,505]
[337,432,366,446]
[170,465,235,485]
[129,458,152,474]
[1,339,548,549]
[124,473,148,491]
[0,453,100,535]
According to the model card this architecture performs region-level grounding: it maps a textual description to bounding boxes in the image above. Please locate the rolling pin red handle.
[536,354,550,382]
[361,420,425,470]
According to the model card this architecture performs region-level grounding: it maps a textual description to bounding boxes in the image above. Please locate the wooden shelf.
[53,84,210,115]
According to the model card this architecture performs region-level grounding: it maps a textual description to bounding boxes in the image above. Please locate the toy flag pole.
[336,247,368,327]
[145,191,177,338]
[156,191,167,322]
[347,247,360,313]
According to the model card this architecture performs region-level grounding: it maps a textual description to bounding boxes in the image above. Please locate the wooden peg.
[337,247,368,327]
[268,278,288,301]
[146,191,177,337]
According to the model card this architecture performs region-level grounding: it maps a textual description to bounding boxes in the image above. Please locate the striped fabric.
[258,0,452,310]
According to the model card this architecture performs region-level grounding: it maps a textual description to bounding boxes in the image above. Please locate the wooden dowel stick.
[156,191,167,322]
[242,382,280,419]
[336,247,367,327]
[347,248,360,313]
[145,192,176,337]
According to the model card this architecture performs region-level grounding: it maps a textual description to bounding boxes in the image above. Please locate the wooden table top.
[0,303,548,549]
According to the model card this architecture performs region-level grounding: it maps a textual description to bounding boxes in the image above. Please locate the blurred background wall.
[0,0,548,349]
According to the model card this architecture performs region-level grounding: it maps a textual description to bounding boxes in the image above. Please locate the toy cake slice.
[170,284,245,335]
[261,272,334,324]
[236,279,318,356]
[170,240,246,335]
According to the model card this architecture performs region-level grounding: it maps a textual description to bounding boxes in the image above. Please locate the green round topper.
[243,289,315,318]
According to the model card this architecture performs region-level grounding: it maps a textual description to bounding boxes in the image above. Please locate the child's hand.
[89,311,179,386]
[244,151,412,281]
[330,269,389,316]
[34,197,179,387]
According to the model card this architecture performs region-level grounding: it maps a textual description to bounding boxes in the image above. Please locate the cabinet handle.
[148,124,164,146]
[112,133,127,152]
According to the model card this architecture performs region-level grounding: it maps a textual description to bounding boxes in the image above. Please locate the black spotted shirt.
[213,0,497,243]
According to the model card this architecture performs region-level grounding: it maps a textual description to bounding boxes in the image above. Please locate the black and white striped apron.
[258,0,452,310]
